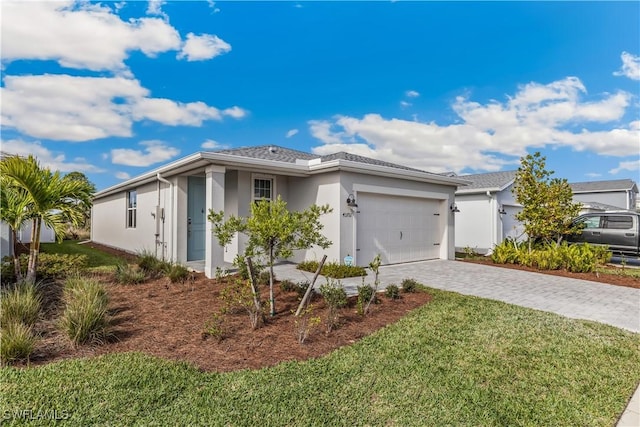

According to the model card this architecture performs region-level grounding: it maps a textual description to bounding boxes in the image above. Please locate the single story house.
[570,179,638,212]
[454,172,639,253]
[91,145,469,278]
[454,171,524,254]
[0,221,56,259]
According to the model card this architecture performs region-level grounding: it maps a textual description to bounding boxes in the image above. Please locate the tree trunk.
[11,228,23,281]
[26,218,41,283]
[268,244,276,316]
[245,256,265,326]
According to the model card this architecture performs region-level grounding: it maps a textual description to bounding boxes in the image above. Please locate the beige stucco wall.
[92,180,166,257]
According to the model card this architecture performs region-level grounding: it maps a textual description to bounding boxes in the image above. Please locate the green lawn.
[1,288,638,426]
[40,240,129,270]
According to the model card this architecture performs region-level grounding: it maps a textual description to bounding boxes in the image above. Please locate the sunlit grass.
[1,288,638,426]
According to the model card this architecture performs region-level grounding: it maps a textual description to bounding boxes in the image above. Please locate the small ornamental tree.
[209,196,332,316]
[512,152,582,248]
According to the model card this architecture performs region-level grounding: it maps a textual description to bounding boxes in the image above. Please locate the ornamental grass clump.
[59,276,111,346]
[0,280,42,327]
[0,321,38,365]
[114,263,145,285]
[137,250,171,279]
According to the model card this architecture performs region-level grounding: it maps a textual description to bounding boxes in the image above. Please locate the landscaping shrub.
[280,280,310,300]
[0,321,38,365]
[219,279,264,330]
[1,253,89,283]
[137,251,170,279]
[202,313,225,342]
[293,304,321,344]
[114,263,145,285]
[490,240,612,273]
[356,284,377,315]
[60,276,111,346]
[297,260,366,279]
[168,264,190,283]
[401,278,420,293]
[38,253,90,279]
[490,239,525,264]
[319,279,347,332]
[384,284,401,300]
[0,281,42,327]
[233,253,265,281]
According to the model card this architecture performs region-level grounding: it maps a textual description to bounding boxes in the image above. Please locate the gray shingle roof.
[569,179,638,193]
[580,201,630,211]
[319,151,427,173]
[214,145,317,163]
[212,145,432,174]
[456,170,517,192]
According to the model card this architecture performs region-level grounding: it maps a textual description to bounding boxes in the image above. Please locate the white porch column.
[205,165,225,278]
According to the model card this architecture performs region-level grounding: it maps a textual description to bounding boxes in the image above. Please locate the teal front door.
[187,176,206,261]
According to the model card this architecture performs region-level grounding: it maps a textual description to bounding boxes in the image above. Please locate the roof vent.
[268,146,277,153]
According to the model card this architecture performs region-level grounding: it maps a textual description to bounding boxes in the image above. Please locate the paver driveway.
[274,259,640,332]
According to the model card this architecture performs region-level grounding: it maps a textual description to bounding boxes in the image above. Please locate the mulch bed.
[16,242,637,372]
[28,274,430,372]
[459,257,640,289]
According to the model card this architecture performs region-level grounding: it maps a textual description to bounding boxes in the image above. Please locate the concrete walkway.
[274,259,640,427]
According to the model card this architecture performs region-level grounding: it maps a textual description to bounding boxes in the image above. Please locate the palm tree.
[0,155,94,283]
[0,184,32,280]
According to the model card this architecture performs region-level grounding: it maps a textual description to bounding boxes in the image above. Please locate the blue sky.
[1,1,639,191]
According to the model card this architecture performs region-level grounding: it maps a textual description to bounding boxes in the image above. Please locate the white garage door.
[356,193,442,265]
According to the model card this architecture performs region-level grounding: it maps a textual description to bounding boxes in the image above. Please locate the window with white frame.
[126,190,137,228]
[253,175,274,202]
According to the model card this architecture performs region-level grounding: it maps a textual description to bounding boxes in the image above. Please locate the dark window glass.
[604,216,632,230]
[126,190,137,228]
[253,179,272,201]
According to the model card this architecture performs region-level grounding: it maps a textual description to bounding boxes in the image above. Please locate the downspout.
[487,191,497,250]
[157,173,173,262]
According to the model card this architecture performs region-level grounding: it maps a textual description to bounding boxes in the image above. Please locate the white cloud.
[309,77,639,173]
[207,1,221,13]
[400,101,412,108]
[110,140,180,167]
[115,171,131,180]
[1,139,104,173]
[1,74,246,141]
[286,129,299,138]
[406,90,420,98]
[222,106,248,119]
[609,159,640,175]
[201,139,228,150]
[1,1,182,73]
[178,33,231,62]
[614,52,640,81]
[585,173,602,178]
[146,0,166,17]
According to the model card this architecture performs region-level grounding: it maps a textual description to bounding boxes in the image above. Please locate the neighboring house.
[0,221,56,259]
[91,145,469,278]
[454,171,524,254]
[0,222,11,259]
[455,172,639,253]
[570,179,638,212]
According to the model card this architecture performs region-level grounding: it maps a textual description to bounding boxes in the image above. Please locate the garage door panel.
[357,193,441,265]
